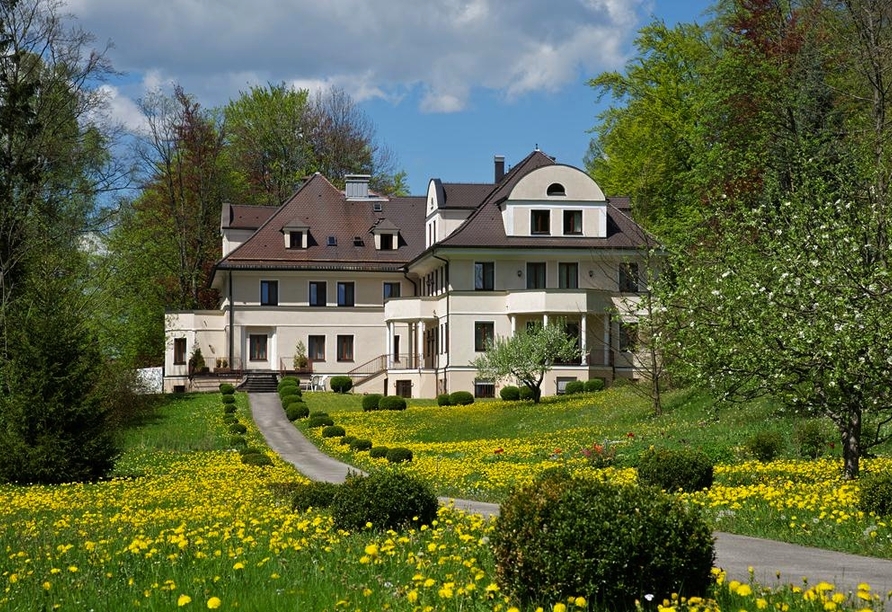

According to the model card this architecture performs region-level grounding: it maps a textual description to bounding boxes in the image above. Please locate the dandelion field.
[1,388,891,611]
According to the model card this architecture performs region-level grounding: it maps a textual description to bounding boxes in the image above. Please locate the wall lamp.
[517,270,523,277]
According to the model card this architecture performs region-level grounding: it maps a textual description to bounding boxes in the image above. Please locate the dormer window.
[372,218,400,250]
[563,210,582,235]
[380,233,394,250]
[547,183,566,196]
[283,221,309,248]
[289,230,304,249]
[531,210,550,235]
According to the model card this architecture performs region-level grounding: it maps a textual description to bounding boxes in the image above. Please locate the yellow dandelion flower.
[232,562,244,570]
[177,594,192,606]
[508,607,520,612]
[206,596,222,609]
[736,584,753,597]
[823,602,836,611]
[364,543,378,556]
[67,566,78,573]
[756,598,768,609]
[554,604,567,612]
[815,582,835,592]
[42,581,51,591]
[574,596,587,608]
[407,590,418,603]
[423,578,436,588]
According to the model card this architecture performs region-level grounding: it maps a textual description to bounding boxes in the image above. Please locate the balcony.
[505,289,611,315]
[384,296,439,321]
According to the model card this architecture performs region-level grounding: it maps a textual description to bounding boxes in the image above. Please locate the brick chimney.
[494,155,505,183]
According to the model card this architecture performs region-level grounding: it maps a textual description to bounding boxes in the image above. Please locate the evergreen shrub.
[859,471,892,517]
[277,377,300,392]
[309,411,328,418]
[584,378,605,392]
[340,435,356,446]
[307,415,334,428]
[228,435,247,449]
[745,430,785,462]
[499,386,520,401]
[449,390,474,405]
[564,380,585,395]
[223,404,237,414]
[331,469,438,531]
[221,394,236,404]
[492,474,714,610]
[219,383,235,395]
[362,394,383,411]
[292,481,340,512]
[436,393,452,406]
[349,438,372,451]
[378,396,407,411]
[794,420,829,459]
[241,452,273,467]
[369,446,389,459]
[239,447,261,456]
[518,386,535,401]
[386,447,413,463]
[330,376,353,393]
[228,422,247,435]
[637,447,714,492]
[285,402,309,421]
[280,393,301,408]
[322,425,346,438]
[222,414,237,425]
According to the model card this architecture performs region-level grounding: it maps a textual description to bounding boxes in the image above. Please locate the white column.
[386,321,394,368]
[543,313,549,327]
[603,314,611,366]
[417,321,425,369]
[510,315,516,335]
[580,315,588,365]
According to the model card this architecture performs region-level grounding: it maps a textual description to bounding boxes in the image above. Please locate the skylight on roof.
[327,236,337,246]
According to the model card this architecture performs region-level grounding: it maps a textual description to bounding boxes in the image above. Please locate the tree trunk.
[840,406,861,479]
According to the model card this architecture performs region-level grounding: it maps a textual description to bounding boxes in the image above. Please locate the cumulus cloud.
[69,0,647,113]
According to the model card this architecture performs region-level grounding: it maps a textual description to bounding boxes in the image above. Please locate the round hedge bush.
[637,447,714,493]
[280,393,302,408]
[745,430,785,462]
[331,469,438,531]
[223,403,237,414]
[584,378,605,392]
[492,474,714,610]
[229,435,247,449]
[241,453,273,467]
[349,438,373,452]
[518,386,535,401]
[362,394,383,411]
[378,396,407,411]
[219,383,235,395]
[277,377,300,390]
[307,415,335,428]
[309,411,329,418]
[221,394,236,404]
[228,422,247,435]
[285,402,309,421]
[564,380,585,395]
[436,393,452,406]
[340,435,356,446]
[222,414,238,425]
[499,386,520,401]
[859,471,892,517]
[449,390,474,405]
[292,481,340,512]
[369,446,390,459]
[386,447,413,463]
[330,375,353,393]
[239,447,261,456]
[322,425,346,438]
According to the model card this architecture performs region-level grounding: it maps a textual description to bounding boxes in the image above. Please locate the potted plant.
[293,340,309,371]
[188,346,207,376]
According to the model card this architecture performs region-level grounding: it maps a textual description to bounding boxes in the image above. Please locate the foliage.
[277,378,300,392]
[580,440,617,468]
[285,402,309,421]
[745,431,785,463]
[280,393,302,408]
[449,391,474,406]
[330,469,438,532]
[223,404,237,414]
[378,396,407,411]
[436,393,452,406]
[292,340,309,370]
[361,394,383,411]
[349,438,372,452]
[564,380,585,395]
[584,379,605,392]
[240,452,273,467]
[499,386,520,401]
[492,475,714,609]
[329,376,353,394]
[858,471,892,518]
[369,446,389,459]
[219,383,235,395]
[221,394,236,405]
[321,425,346,438]
[518,386,535,401]
[228,423,247,435]
[188,347,206,372]
[307,415,334,428]
[637,447,714,492]
[290,481,339,512]
[472,321,579,403]
[228,435,247,449]
[339,435,356,446]
[794,420,830,459]
[385,447,413,464]
[309,411,329,418]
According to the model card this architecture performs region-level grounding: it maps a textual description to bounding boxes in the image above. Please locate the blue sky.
[70,0,714,195]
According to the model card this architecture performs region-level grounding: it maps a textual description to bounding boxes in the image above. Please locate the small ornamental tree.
[472,321,579,403]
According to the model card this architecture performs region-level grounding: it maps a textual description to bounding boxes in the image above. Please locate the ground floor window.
[474,380,495,398]
[308,335,325,362]
[173,338,187,365]
[396,380,412,398]
[556,377,577,395]
[337,335,354,362]
[249,334,268,361]
[474,321,494,352]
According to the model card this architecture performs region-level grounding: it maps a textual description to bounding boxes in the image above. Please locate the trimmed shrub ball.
[221,394,236,404]
[285,402,310,421]
[228,422,247,435]
[362,394,383,411]
[331,469,438,531]
[386,447,413,464]
[499,386,520,401]
[349,438,372,451]
[292,481,340,512]
[322,425,346,438]
[241,453,273,467]
[584,378,605,392]
[219,383,235,395]
[378,396,407,411]
[518,386,535,401]
[307,415,335,428]
[369,446,390,459]
[449,390,474,405]
[330,375,353,393]
[492,474,714,610]
[637,447,714,493]
[860,471,892,517]
[564,380,585,395]
[339,435,356,446]
[436,393,452,406]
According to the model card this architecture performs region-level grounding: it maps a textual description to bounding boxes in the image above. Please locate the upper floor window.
[547,182,566,196]
[337,282,355,307]
[383,282,401,299]
[173,338,187,365]
[531,210,550,235]
[475,262,494,290]
[474,321,494,352]
[289,230,304,249]
[558,262,578,289]
[380,233,394,250]
[526,262,547,289]
[619,263,639,293]
[309,281,327,307]
[563,210,582,235]
[260,280,278,306]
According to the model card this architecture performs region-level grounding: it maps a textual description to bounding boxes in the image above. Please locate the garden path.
[248,393,892,595]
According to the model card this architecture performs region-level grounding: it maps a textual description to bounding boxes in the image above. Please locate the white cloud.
[69,0,647,113]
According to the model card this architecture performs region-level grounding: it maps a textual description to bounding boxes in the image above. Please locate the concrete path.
[249,393,892,595]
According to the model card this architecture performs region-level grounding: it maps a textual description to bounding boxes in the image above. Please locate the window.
[619,263,639,293]
[474,321,494,352]
[563,210,582,235]
[289,231,303,249]
[619,322,638,352]
[526,262,546,289]
[260,280,278,306]
[558,262,578,289]
[309,281,327,307]
[474,261,494,290]
[547,182,566,196]
[474,380,495,398]
[380,233,394,250]
[383,282,401,299]
[556,377,576,395]
[327,236,337,246]
[249,334,267,361]
[173,338,187,365]
[308,335,325,362]
[531,210,550,235]
[337,282,355,307]
[337,335,354,361]
[393,335,401,361]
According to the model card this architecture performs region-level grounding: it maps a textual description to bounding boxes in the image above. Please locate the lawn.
[0,387,889,611]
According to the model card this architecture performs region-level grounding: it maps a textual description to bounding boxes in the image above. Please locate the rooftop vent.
[353,236,364,246]
[373,202,383,212]
[327,236,337,246]
[345,174,371,199]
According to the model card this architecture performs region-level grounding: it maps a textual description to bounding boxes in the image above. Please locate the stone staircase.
[238,372,279,393]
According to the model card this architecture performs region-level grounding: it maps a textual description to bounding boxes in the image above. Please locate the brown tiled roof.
[440,182,494,209]
[215,174,425,273]
[222,204,279,229]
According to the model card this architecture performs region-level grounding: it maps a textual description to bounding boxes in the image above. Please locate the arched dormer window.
[547,182,566,197]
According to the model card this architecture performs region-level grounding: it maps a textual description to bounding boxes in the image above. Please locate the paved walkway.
[249,393,892,594]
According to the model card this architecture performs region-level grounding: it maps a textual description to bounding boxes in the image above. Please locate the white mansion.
[163,150,651,397]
